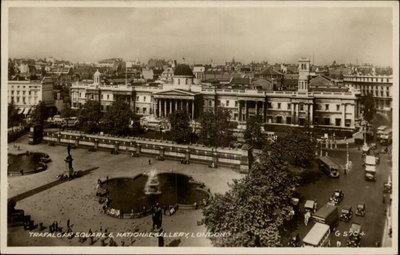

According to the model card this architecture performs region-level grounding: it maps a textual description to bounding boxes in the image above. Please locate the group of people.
[151,204,163,230]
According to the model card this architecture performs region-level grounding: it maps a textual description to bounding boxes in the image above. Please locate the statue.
[67,144,72,157]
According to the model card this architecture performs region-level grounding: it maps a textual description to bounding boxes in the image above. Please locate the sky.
[8,6,394,66]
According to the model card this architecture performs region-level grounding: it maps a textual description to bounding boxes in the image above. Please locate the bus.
[316,156,341,178]
[303,222,331,247]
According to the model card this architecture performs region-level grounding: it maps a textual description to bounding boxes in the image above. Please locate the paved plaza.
[8,134,243,247]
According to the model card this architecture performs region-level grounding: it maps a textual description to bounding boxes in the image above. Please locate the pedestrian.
[67,219,70,228]
[383,195,386,204]
[148,159,151,165]
[336,240,341,247]
[20,169,24,175]
[158,228,164,247]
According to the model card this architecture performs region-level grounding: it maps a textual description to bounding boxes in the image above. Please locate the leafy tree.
[360,93,376,122]
[101,98,135,136]
[60,103,76,119]
[8,101,24,127]
[265,128,316,168]
[200,107,237,147]
[202,152,297,247]
[244,114,264,149]
[169,110,192,144]
[77,100,102,134]
[30,101,49,126]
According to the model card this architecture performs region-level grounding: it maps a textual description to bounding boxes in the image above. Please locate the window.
[235,101,238,107]
[267,102,272,109]
[287,103,291,110]
[234,113,238,120]
[101,94,104,99]
[276,116,282,123]
[209,100,212,107]
[335,118,341,126]
[143,108,146,114]
[226,100,230,106]
[336,104,340,111]
[300,104,303,111]
[107,94,110,100]
[136,96,139,101]
[277,103,281,109]
[178,79,180,85]
[136,107,139,113]
[323,118,330,125]
[143,96,146,102]
[286,116,292,124]
[317,104,322,110]
[325,104,329,111]
[345,119,351,127]
[386,91,389,97]
[381,91,383,97]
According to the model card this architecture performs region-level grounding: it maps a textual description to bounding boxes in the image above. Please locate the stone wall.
[43,131,250,172]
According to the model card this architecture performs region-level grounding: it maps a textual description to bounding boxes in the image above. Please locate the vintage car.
[340,206,353,222]
[346,223,362,247]
[384,177,392,193]
[328,190,344,205]
[355,203,366,217]
[304,200,318,213]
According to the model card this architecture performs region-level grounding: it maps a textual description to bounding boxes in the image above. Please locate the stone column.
[296,103,299,124]
[310,104,314,125]
[261,101,265,122]
[175,100,178,112]
[158,99,161,117]
[238,101,242,121]
[163,99,167,117]
[245,101,248,121]
[169,100,172,115]
[191,101,195,119]
[290,102,294,125]
[186,100,189,113]
[255,101,258,115]
[342,103,346,127]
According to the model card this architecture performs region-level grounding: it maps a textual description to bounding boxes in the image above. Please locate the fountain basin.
[101,173,210,217]
[8,152,50,176]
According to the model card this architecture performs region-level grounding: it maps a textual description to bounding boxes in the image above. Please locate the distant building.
[8,77,55,115]
[343,74,392,115]
[71,58,361,131]
[142,69,154,81]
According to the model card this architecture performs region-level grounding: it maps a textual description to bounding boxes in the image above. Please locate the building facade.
[343,74,392,115]
[8,77,55,114]
[71,59,361,130]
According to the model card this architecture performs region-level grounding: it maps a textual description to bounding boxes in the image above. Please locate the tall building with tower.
[71,58,361,131]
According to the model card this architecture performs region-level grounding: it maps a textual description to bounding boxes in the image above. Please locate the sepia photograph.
[1,1,398,254]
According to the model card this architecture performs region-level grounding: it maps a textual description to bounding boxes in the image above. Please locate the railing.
[43,131,250,172]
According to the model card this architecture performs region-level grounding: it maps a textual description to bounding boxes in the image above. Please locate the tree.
[30,101,49,126]
[60,103,76,119]
[265,127,316,168]
[8,101,24,127]
[77,100,102,134]
[101,98,135,136]
[244,114,264,149]
[169,110,192,144]
[200,107,237,147]
[360,93,376,122]
[202,151,297,247]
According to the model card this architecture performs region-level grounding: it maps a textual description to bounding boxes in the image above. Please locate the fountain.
[144,169,161,195]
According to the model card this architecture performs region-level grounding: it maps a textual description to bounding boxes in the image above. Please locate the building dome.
[174,64,193,76]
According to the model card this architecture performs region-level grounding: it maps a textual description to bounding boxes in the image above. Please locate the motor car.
[328,190,344,205]
[346,223,362,247]
[370,143,377,150]
[304,200,317,213]
[355,203,366,217]
[384,178,392,193]
[340,206,353,221]
[364,165,376,181]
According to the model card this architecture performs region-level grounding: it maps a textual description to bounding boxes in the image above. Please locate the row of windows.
[353,84,390,91]
[361,89,390,98]
[347,77,390,83]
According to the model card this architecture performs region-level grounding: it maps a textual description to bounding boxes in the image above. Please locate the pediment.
[154,89,198,96]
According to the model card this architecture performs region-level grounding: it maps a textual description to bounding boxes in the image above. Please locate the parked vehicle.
[364,165,376,181]
[364,155,377,166]
[376,125,388,136]
[290,233,301,247]
[304,200,318,214]
[302,222,331,247]
[340,206,353,222]
[355,203,366,216]
[384,176,392,193]
[346,223,362,247]
[380,129,392,145]
[328,190,344,205]
[313,203,339,228]
[317,156,341,178]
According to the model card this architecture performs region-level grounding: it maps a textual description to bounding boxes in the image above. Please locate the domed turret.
[93,69,101,84]
[173,64,194,88]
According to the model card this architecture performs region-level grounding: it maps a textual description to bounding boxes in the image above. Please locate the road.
[289,142,392,247]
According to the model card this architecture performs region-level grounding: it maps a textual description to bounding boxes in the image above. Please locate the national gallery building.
[71,59,362,131]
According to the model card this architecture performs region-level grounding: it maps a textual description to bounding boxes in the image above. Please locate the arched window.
[178,79,180,85]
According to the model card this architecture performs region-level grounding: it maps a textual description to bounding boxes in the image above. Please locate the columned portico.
[154,89,199,119]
